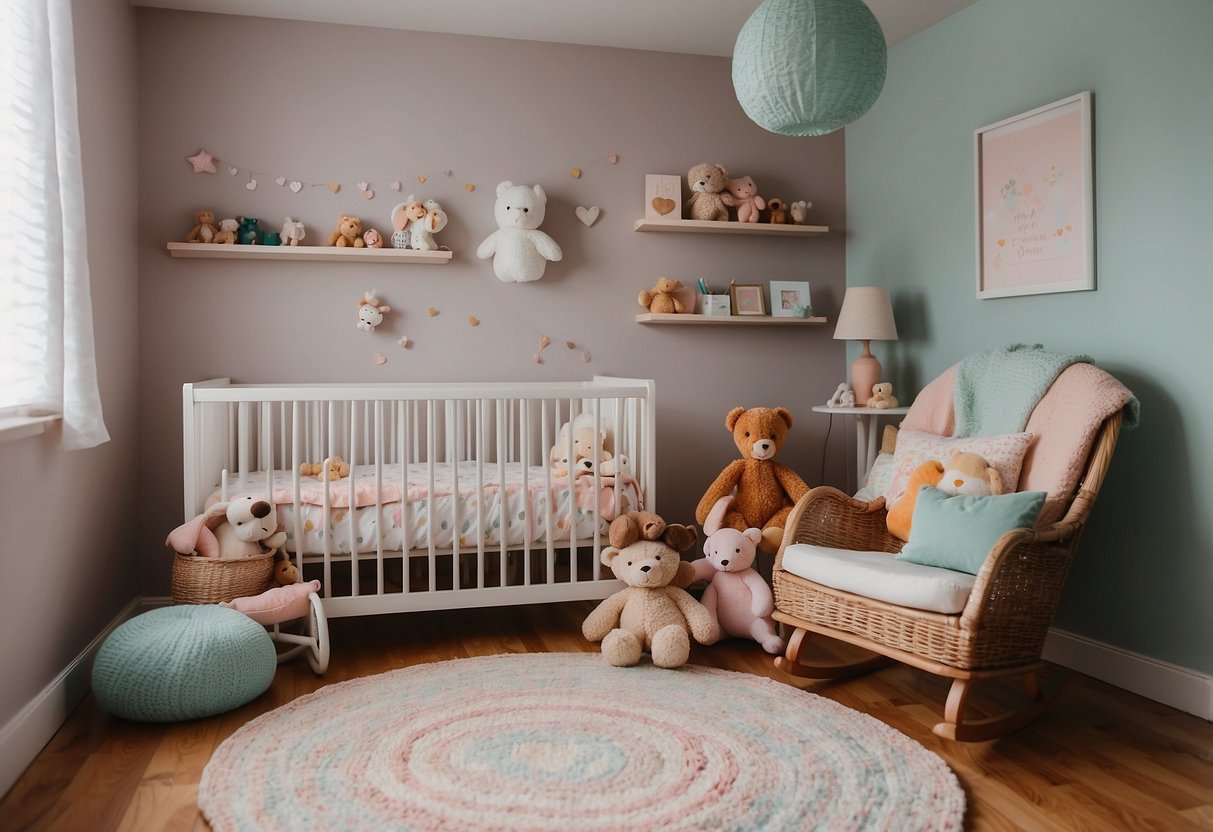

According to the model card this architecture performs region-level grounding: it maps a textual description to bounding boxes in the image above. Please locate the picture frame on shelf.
[975,90,1094,299]
[645,174,682,220]
[730,283,766,316]
[769,280,812,318]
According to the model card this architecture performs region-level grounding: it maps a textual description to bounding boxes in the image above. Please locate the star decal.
[186,149,217,174]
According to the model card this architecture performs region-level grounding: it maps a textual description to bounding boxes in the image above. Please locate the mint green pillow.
[896,487,1046,574]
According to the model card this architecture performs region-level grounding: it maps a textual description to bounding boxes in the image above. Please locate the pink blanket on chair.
[903,362,1135,525]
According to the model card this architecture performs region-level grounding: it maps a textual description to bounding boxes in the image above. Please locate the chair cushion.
[897,488,1047,574]
[884,429,1033,508]
[781,543,976,614]
[92,605,277,722]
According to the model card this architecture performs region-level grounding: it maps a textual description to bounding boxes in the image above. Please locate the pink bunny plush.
[727,176,766,223]
[690,495,785,654]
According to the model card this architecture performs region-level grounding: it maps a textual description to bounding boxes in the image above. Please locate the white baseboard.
[0,596,145,799]
[1044,628,1213,720]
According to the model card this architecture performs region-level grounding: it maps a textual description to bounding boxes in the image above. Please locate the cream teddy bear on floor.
[477,181,562,283]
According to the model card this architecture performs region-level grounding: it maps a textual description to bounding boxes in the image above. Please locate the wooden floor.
[3,601,1212,831]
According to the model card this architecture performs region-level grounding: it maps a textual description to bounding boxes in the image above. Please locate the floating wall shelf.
[636,313,828,326]
[633,218,829,237]
[166,242,453,265]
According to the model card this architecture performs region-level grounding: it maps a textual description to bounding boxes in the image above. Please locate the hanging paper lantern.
[732,0,887,137]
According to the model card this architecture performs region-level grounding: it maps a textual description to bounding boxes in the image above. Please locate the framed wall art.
[975,91,1094,299]
[645,174,682,220]
[730,283,766,316]
[769,280,812,317]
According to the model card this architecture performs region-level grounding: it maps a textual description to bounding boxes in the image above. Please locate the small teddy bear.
[327,214,366,247]
[356,292,390,333]
[727,176,765,223]
[272,552,300,586]
[582,512,718,668]
[685,163,735,222]
[477,181,562,283]
[766,198,789,224]
[866,382,899,409]
[689,496,785,654]
[363,228,384,248]
[281,217,306,246]
[186,210,217,243]
[789,200,813,224]
[300,456,351,481]
[638,277,686,314]
[212,218,239,245]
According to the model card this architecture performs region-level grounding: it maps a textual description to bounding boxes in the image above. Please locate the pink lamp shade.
[833,287,898,406]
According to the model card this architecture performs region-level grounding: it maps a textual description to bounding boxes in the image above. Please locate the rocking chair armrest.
[959,527,1076,631]
[774,486,901,574]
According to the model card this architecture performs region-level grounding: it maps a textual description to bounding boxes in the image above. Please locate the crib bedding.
[209,462,641,555]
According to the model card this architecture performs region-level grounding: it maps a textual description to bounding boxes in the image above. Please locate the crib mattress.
[209,462,641,555]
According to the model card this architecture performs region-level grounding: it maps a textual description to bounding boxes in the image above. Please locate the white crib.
[182,376,656,620]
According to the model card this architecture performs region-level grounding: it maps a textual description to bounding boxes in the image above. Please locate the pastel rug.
[200,653,964,831]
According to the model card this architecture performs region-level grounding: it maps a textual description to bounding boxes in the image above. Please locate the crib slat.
[427,399,437,593]
[542,400,554,585]
[449,399,460,592]
[592,400,602,572]
[521,399,531,587]
[375,400,384,597]
[349,400,359,597]
[475,399,485,590]
[292,402,305,593]
[496,398,507,587]
[567,397,578,584]
[400,402,410,595]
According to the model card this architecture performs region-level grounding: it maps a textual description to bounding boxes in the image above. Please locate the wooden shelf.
[166,242,453,265]
[636,313,828,326]
[633,218,828,236]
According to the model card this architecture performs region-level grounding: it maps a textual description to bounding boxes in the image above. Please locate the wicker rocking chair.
[772,371,1126,741]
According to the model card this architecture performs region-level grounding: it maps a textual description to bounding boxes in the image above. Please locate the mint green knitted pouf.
[92,605,276,722]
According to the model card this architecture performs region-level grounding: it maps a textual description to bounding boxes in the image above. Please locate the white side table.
[812,406,910,486]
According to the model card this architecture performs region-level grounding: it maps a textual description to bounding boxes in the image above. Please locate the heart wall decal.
[651,197,676,216]
[289,181,303,193]
[575,206,600,227]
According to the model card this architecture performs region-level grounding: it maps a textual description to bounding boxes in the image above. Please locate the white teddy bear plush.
[165,494,287,559]
[476,181,562,283]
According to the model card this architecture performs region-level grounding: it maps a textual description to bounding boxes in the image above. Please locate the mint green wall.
[845,0,1213,672]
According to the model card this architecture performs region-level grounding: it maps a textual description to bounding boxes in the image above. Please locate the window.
[0,0,108,449]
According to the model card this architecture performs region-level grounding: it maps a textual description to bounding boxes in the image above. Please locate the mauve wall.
[0,0,139,729]
[136,10,848,595]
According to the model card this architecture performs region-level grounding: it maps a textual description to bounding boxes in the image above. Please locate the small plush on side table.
[866,382,899,409]
[582,512,718,668]
[695,406,810,554]
[690,496,785,654]
[638,277,687,314]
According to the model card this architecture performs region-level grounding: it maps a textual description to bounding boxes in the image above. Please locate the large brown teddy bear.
[582,512,718,668]
[695,407,810,554]
[327,215,366,247]
[685,163,735,222]
[638,277,687,314]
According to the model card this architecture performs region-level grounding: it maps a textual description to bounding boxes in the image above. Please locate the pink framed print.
[975,91,1094,299]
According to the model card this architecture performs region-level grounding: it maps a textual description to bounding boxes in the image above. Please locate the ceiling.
[129,0,977,55]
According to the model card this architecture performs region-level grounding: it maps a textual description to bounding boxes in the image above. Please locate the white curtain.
[0,0,109,449]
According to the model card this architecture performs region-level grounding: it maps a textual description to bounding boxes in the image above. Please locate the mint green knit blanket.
[954,344,1092,437]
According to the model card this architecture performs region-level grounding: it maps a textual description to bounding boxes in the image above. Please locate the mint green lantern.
[732,0,887,136]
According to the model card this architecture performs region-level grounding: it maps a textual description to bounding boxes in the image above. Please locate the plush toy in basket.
[166,496,288,604]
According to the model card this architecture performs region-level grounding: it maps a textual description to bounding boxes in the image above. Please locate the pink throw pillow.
[883,430,1033,509]
[221,580,320,625]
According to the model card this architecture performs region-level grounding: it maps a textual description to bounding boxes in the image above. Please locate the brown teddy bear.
[766,198,789,224]
[582,512,718,667]
[685,163,735,222]
[300,457,351,481]
[695,407,811,554]
[186,210,217,243]
[327,215,366,247]
[638,277,687,314]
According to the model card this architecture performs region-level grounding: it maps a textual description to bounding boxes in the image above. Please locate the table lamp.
[833,286,898,407]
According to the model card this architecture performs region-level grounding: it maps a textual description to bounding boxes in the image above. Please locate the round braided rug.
[200,653,964,831]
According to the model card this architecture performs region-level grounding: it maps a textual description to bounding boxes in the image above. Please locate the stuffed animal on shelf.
[638,277,687,314]
[886,452,1004,541]
[390,199,427,250]
[166,495,288,559]
[237,216,261,245]
[685,163,734,222]
[582,512,717,668]
[866,382,899,409]
[363,228,384,248]
[789,200,813,224]
[477,181,562,283]
[727,176,765,223]
[695,406,811,555]
[272,552,300,586]
[355,291,390,333]
[186,210,217,243]
[281,217,306,246]
[766,198,789,224]
[689,496,785,654]
[408,197,448,251]
[300,456,351,480]
[212,218,239,245]
[825,382,852,408]
[327,214,366,247]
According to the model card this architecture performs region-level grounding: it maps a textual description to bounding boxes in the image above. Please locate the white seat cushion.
[780,544,976,614]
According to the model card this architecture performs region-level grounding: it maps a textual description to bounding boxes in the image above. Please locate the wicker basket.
[170,552,274,604]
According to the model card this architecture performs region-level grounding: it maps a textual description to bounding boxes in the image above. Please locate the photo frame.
[769,280,812,318]
[645,174,682,220]
[730,283,766,316]
[975,91,1094,299]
